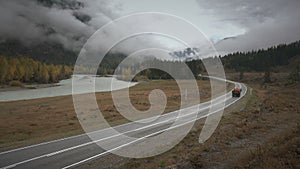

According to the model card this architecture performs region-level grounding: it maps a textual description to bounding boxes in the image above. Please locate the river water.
[0,76,137,102]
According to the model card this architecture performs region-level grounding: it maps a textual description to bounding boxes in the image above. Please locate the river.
[0,75,137,102]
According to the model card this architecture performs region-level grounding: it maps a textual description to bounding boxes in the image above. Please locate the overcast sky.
[0,0,299,55]
[120,0,245,41]
[121,0,300,53]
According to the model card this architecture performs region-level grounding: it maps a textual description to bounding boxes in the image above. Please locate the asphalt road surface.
[0,79,247,169]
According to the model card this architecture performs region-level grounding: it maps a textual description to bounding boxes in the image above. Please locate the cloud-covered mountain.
[1,0,300,64]
[0,0,120,52]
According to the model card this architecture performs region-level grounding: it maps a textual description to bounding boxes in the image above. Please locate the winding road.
[0,78,247,169]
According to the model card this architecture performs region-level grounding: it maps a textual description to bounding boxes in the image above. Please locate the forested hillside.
[0,40,77,65]
[221,41,300,71]
[0,40,127,74]
[117,41,300,81]
[1,38,299,84]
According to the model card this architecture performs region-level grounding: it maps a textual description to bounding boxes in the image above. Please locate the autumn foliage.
[0,56,73,85]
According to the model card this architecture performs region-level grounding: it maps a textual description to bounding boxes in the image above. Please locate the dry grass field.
[0,79,230,151]
[77,72,299,169]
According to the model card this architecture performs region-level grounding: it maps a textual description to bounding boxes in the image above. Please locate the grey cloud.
[216,9,300,53]
[197,0,289,28]
[2,0,299,56]
[0,0,120,51]
[196,0,300,53]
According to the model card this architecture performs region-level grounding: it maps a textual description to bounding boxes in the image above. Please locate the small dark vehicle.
[232,88,242,97]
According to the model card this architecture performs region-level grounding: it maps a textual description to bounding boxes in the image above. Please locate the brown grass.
[0,79,233,151]
[77,72,299,169]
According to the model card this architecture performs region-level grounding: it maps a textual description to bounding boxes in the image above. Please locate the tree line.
[221,41,300,71]
[5,40,297,85]
[0,56,73,85]
[113,58,204,81]
[112,41,300,81]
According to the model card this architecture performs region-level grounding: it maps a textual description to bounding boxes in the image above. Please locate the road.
[0,79,247,169]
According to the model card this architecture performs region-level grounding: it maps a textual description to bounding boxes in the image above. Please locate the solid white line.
[1,78,243,169]
[0,91,233,169]
[0,79,233,156]
[62,83,247,169]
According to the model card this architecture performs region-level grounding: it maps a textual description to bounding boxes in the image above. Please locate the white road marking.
[62,83,247,169]
[0,78,247,169]
[0,80,232,155]
[0,91,233,169]
[0,80,230,156]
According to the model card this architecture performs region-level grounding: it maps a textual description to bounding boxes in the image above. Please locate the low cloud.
[0,0,120,51]
[196,0,300,53]
[1,0,299,55]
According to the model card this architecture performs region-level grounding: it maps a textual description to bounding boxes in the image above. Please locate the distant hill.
[0,40,128,69]
[0,39,128,77]
[0,0,95,66]
[0,40,77,65]
[1,37,299,77]
[221,41,300,71]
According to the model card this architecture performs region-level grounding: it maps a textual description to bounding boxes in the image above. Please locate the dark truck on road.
[232,88,242,97]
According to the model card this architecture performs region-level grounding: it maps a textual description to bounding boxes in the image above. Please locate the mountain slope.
[0,40,77,65]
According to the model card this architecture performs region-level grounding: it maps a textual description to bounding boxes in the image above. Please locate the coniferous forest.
[128,41,300,81]
[221,41,300,72]
[0,41,299,85]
